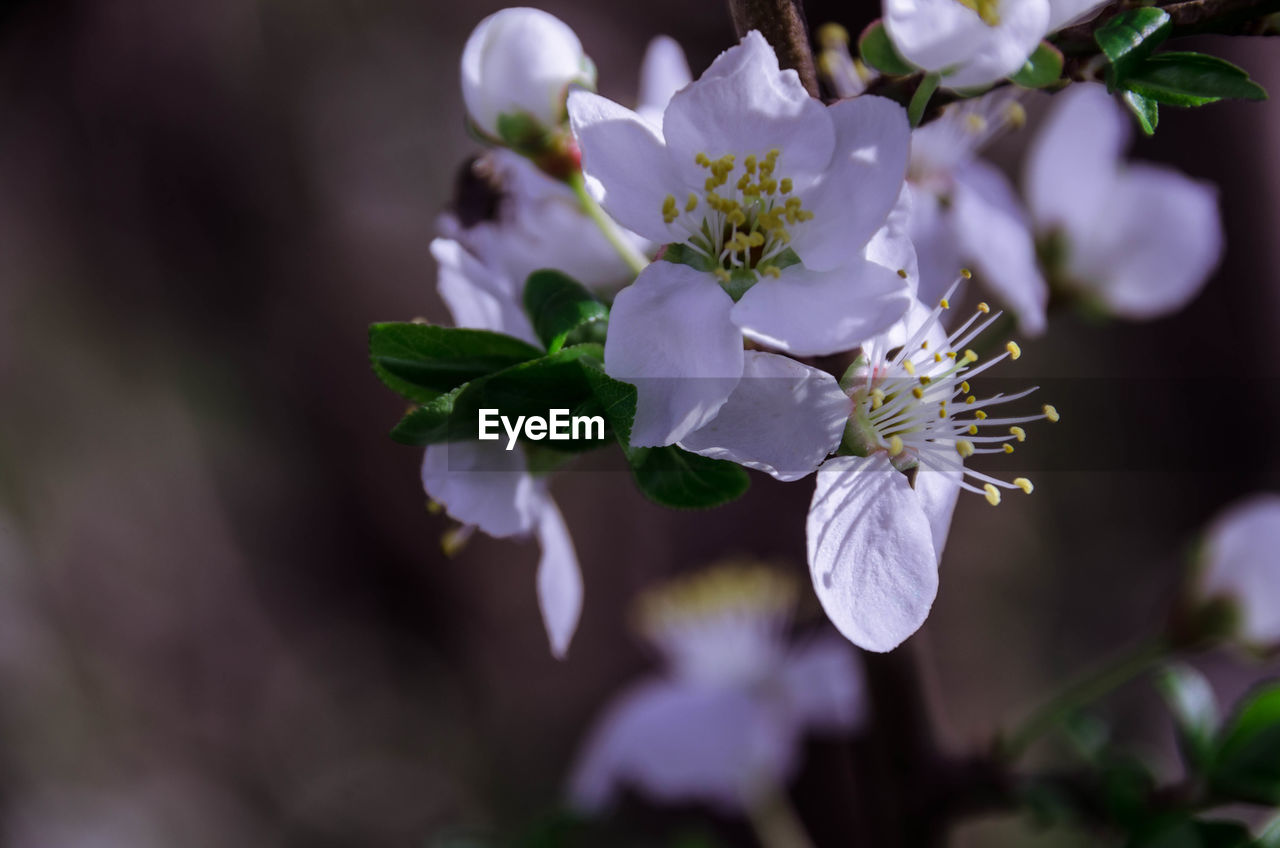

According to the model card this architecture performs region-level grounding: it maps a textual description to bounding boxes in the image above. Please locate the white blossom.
[1199,494,1280,650]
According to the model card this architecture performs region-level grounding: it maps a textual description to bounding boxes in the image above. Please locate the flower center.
[844,280,1058,505]
[660,149,812,294]
[955,0,1002,26]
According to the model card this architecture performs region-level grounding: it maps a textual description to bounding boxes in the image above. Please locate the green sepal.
[1208,681,1280,805]
[369,323,543,399]
[1123,52,1267,107]
[858,19,915,77]
[522,269,609,354]
[720,268,757,302]
[662,242,716,272]
[1122,90,1160,135]
[908,73,940,127]
[624,444,750,510]
[495,110,549,151]
[1094,7,1172,90]
[1010,41,1063,89]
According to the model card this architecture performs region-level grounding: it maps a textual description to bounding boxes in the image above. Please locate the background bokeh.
[0,0,1277,845]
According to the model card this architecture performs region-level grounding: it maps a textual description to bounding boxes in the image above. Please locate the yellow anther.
[761,264,781,278]
[946,351,957,360]
[1009,426,1026,442]
[934,353,943,363]
[888,435,904,456]
[870,389,885,410]
[780,177,793,194]
[897,268,909,279]
[940,298,951,309]
[960,268,973,279]
[695,152,711,168]
[960,380,970,394]
[736,173,752,191]
[662,194,679,224]
[705,176,720,192]
[965,396,976,405]
[1043,404,1060,423]
[714,268,731,282]
[919,375,932,385]
[966,113,989,134]
[967,424,978,435]
[442,526,471,557]
[975,410,987,420]
[816,22,850,47]
[744,154,757,174]
[938,408,948,419]
[977,302,990,314]
[902,359,916,376]
[686,193,698,212]
[796,209,814,222]
[1002,443,1014,454]
[761,178,778,195]
[1013,477,1034,494]
[426,499,444,515]
[727,209,747,227]
[983,484,1002,506]
[748,231,765,247]
[956,440,975,458]
[912,387,924,399]
[1005,102,1027,128]
[964,349,979,363]
[1006,341,1022,360]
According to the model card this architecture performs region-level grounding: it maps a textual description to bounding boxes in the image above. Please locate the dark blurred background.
[0,0,1277,845]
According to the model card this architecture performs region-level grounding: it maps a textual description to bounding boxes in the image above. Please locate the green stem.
[908,73,940,127]
[1001,638,1170,760]
[745,788,817,848]
[567,172,649,276]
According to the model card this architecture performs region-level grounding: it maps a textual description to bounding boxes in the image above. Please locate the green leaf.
[1125,53,1268,107]
[1258,815,1280,848]
[626,445,749,510]
[1010,41,1063,89]
[1209,681,1280,805]
[522,269,609,354]
[858,19,915,77]
[1127,818,1252,848]
[908,73,940,128]
[390,386,462,445]
[578,357,637,447]
[1123,90,1160,135]
[1157,663,1219,771]
[1094,7,1172,90]
[369,323,543,398]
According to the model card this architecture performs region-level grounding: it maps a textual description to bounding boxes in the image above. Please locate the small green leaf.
[578,357,637,447]
[1094,7,1172,90]
[522,269,609,354]
[1010,41,1063,88]
[1209,681,1280,805]
[1123,90,1160,135]
[908,73,940,127]
[390,387,462,445]
[858,19,915,77]
[1125,52,1268,107]
[1157,663,1219,771]
[370,323,543,398]
[626,444,749,509]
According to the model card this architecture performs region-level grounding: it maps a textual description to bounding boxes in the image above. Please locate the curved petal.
[431,237,539,345]
[806,454,939,652]
[865,185,920,295]
[567,679,795,812]
[885,0,1049,86]
[1048,0,1107,30]
[913,467,963,563]
[567,90,680,244]
[1202,494,1280,648]
[905,185,965,311]
[679,352,852,482]
[421,442,542,539]
[1025,83,1128,241]
[780,636,867,731]
[732,260,911,357]
[951,160,1049,335]
[791,96,911,270]
[535,498,583,659]
[1076,163,1222,319]
[604,262,743,447]
[941,1,1051,88]
[637,36,692,124]
[661,32,834,187]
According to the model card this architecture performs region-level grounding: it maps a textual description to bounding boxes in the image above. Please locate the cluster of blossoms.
[409,6,1225,663]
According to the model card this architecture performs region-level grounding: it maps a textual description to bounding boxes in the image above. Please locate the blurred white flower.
[570,31,912,446]
[1025,83,1223,320]
[461,7,596,144]
[808,293,1055,651]
[1198,494,1280,651]
[568,564,865,811]
[907,92,1048,334]
[421,441,582,659]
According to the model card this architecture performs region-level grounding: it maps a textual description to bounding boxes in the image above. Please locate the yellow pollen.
[940,298,950,309]
[897,268,908,279]
[1006,341,1022,360]
[1013,477,1034,494]
[960,268,973,280]
[956,440,975,458]
[816,22,850,47]
[902,359,916,376]
[934,353,943,363]
[960,380,970,394]
[888,435,904,456]
[938,408,948,419]
[1009,426,1026,442]
[761,265,781,278]
[946,351,957,360]
[983,483,1001,505]
[870,389,886,410]
[975,410,987,420]
[977,302,990,314]
[1005,102,1027,128]
[1002,443,1014,454]
[967,424,978,435]
[921,340,929,349]
[780,177,793,194]
[964,349,979,363]
[919,375,932,385]
[912,387,924,399]
[1043,404,1060,422]
[965,396,976,405]
[714,268,731,282]
[966,113,989,134]
[744,154,757,174]
[695,152,711,167]
[662,195,678,224]
[686,193,698,212]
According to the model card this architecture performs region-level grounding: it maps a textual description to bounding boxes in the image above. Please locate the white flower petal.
[1076,163,1222,319]
[637,35,692,125]
[568,89,681,244]
[866,185,921,294]
[1202,494,1280,648]
[885,0,1050,87]
[951,160,1049,335]
[679,352,852,482]
[604,262,744,447]
[661,32,834,187]
[535,498,583,659]
[431,237,539,345]
[791,95,911,270]
[1048,0,1107,31]
[941,0,1051,88]
[1025,83,1129,242]
[913,467,963,563]
[807,454,939,652]
[732,260,911,357]
[780,636,867,731]
[420,442,542,539]
[567,679,795,812]
[906,184,965,311]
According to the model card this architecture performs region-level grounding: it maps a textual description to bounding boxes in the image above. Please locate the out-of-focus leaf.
[1127,817,1252,848]
[522,269,609,354]
[1208,681,1280,805]
[858,19,915,76]
[1157,663,1219,771]
[391,387,463,445]
[1094,7,1172,89]
[1011,41,1064,88]
[1125,53,1268,107]
[1123,90,1160,135]
[369,323,543,398]
[626,444,750,509]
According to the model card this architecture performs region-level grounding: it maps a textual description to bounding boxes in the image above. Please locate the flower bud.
[1192,494,1280,652]
[461,7,596,150]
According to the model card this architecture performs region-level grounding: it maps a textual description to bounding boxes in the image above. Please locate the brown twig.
[726,0,820,97]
